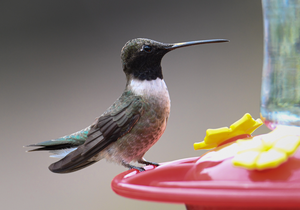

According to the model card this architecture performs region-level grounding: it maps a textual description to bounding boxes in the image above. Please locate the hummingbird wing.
[48,93,144,173]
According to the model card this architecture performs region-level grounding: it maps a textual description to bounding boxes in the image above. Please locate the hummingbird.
[26,38,228,173]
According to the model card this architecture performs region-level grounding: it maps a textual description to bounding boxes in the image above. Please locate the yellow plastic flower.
[233,134,300,170]
[194,113,263,150]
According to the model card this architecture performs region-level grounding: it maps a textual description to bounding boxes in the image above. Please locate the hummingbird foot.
[138,158,159,167]
[122,161,145,172]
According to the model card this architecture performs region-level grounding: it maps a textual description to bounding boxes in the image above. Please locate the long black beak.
[166,39,229,50]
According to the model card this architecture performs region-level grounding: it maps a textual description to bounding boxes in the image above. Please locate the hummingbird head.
[121,38,228,81]
[121,38,170,81]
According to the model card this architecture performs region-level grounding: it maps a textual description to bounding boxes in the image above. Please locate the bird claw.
[122,160,159,172]
[122,161,145,172]
[138,159,159,167]
[128,166,146,172]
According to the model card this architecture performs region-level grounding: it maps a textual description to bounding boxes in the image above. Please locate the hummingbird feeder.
[111,1,300,209]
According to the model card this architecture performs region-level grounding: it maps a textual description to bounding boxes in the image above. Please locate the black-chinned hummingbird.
[26,38,228,173]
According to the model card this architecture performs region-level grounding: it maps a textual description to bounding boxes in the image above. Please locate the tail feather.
[27,125,107,173]
[47,126,106,173]
[49,148,78,158]
[26,143,78,152]
[26,126,91,158]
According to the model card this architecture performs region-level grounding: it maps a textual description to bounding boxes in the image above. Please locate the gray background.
[1,1,269,209]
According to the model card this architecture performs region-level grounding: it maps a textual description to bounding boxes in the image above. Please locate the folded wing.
[49,94,144,173]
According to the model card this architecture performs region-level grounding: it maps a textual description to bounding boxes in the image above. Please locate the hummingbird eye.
[142,45,152,53]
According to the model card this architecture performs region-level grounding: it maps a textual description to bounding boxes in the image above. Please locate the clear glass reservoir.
[261,0,300,130]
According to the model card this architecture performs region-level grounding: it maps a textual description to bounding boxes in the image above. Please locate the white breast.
[128,78,171,111]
